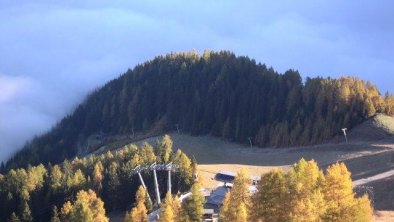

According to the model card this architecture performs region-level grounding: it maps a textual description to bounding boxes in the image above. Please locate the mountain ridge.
[5,50,393,170]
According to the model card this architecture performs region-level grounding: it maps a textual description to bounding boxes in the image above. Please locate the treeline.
[6,51,394,170]
[0,135,196,222]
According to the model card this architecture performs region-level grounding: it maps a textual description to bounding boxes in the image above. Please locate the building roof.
[214,171,260,183]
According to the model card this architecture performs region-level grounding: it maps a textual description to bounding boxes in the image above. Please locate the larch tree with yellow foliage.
[219,192,231,222]
[181,181,205,222]
[124,186,148,222]
[323,162,372,222]
[250,169,287,222]
[156,134,173,164]
[286,159,326,222]
[158,192,174,222]
[220,169,251,222]
[60,189,108,222]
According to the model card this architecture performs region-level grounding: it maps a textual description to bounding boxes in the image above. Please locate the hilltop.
[346,114,394,142]
[5,51,394,170]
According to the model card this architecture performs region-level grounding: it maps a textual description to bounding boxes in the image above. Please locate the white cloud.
[0,0,393,162]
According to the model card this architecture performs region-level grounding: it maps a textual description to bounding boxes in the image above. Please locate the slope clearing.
[104,115,394,211]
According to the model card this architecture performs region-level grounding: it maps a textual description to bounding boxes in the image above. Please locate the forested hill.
[5,51,394,170]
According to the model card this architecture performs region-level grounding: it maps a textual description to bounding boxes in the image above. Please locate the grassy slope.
[105,114,394,221]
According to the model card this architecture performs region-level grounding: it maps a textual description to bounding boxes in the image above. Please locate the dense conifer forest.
[5,51,394,170]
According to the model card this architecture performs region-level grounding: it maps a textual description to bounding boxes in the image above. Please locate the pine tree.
[181,182,204,222]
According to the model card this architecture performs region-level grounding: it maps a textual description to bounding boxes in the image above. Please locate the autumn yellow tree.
[220,169,250,221]
[124,186,148,222]
[159,192,174,222]
[323,162,372,222]
[352,194,373,222]
[156,134,173,163]
[172,195,182,220]
[92,162,103,192]
[60,189,108,222]
[286,159,326,222]
[139,142,156,165]
[236,202,247,222]
[219,192,231,222]
[251,169,287,222]
[181,181,204,222]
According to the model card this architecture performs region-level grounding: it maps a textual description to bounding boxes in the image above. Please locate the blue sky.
[0,0,393,162]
